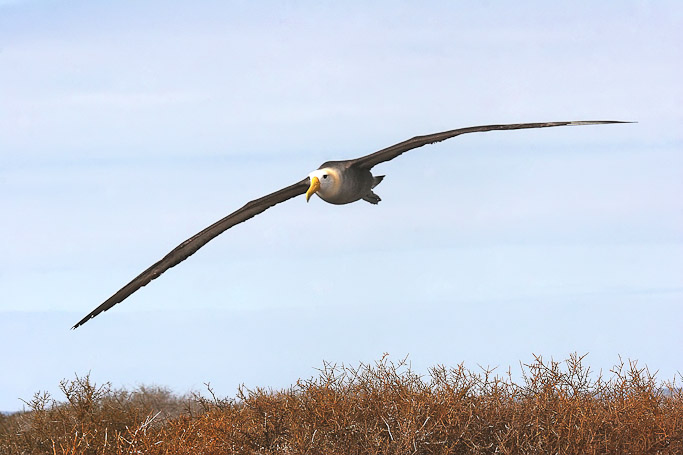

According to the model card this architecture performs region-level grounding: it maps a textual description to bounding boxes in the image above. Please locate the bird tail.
[362,191,381,204]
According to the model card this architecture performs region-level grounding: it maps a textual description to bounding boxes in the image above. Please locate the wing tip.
[72,310,101,330]
[71,316,89,330]
[567,120,637,125]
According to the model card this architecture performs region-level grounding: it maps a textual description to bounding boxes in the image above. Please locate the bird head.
[306,168,337,202]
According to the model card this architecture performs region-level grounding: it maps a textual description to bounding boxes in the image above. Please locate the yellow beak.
[306,176,320,202]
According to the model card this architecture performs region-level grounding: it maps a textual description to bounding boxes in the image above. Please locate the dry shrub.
[0,374,191,454]
[1,354,681,454]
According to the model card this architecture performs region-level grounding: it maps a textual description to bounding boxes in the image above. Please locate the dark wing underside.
[350,121,630,170]
[72,178,310,329]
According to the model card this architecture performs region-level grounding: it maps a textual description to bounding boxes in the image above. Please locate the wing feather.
[72,178,309,329]
[350,121,630,170]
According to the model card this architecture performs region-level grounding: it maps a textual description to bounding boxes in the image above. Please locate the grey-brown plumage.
[308,160,385,204]
[72,120,630,329]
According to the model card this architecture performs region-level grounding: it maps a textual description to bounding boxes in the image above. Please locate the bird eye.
[322,174,328,179]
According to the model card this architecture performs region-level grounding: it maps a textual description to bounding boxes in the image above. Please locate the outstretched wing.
[72,177,310,329]
[350,121,630,170]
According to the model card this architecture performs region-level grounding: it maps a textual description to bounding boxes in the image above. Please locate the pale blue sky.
[1,1,681,411]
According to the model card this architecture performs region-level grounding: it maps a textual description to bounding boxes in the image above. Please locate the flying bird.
[72,120,629,329]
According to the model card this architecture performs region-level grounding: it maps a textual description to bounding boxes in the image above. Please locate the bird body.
[307,161,384,204]
[72,120,631,329]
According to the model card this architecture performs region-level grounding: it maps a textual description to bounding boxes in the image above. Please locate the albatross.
[72,120,629,329]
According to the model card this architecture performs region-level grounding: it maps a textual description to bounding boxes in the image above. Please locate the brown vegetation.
[2,354,681,454]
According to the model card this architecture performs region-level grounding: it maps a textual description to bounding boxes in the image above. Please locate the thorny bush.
[1,354,681,454]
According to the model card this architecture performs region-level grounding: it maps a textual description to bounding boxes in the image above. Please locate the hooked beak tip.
[306,176,320,203]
